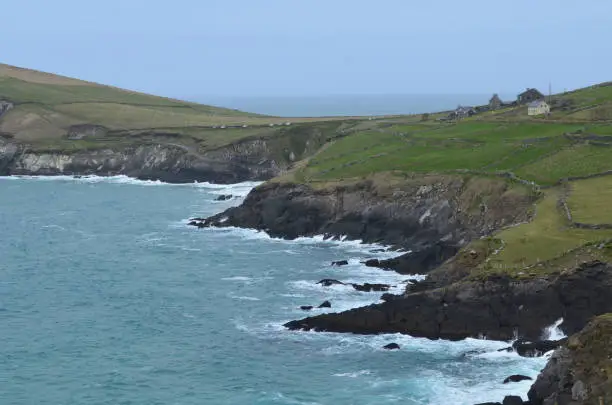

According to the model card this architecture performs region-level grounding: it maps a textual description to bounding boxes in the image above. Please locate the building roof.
[519,88,544,97]
[528,100,548,108]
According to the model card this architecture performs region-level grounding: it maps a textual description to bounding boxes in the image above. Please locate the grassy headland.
[276,82,612,280]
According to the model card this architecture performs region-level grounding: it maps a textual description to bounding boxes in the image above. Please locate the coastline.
[190,175,612,404]
[7,171,610,404]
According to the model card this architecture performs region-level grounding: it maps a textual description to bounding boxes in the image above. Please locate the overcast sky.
[1,0,611,98]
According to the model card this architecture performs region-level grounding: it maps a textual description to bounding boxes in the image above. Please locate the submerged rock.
[331,260,349,266]
[318,301,332,308]
[317,279,345,287]
[512,339,565,358]
[215,194,233,201]
[383,343,400,350]
[300,306,313,311]
[503,375,532,384]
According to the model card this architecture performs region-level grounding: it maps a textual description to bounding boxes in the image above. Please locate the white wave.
[229,295,261,301]
[333,370,372,378]
[280,293,306,298]
[267,392,322,405]
[202,226,406,257]
[4,174,262,190]
[221,276,253,282]
[41,224,67,231]
[542,318,566,340]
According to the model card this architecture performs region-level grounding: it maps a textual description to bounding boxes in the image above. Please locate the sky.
[1,0,611,100]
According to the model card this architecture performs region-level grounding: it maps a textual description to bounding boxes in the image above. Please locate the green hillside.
[0,63,352,152]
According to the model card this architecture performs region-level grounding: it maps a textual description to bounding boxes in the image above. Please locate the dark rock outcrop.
[331,260,349,266]
[512,339,566,358]
[502,396,523,405]
[503,375,533,384]
[318,301,332,308]
[363,243,460,274]
[380,293,401,302]
[300,306,313,311]
[285,261,612,342]
[383,343,400,350]
[351,283,390,292]
[215,194,233,201]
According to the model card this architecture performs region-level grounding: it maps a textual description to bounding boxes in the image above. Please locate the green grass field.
[298,121,612,184]
[567,176,612,224]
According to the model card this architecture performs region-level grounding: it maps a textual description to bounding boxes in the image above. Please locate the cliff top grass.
[465,176,612,280]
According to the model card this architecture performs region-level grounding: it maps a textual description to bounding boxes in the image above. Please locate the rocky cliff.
[285,261,612,342]
[194,174,536,272]
[0,124,329,183]
[527,314,612,405]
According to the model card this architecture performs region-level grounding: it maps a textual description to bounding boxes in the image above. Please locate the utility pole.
[549,82,552,103]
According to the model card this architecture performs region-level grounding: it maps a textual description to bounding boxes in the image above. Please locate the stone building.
[489,94,502,110]
[527,100,550,116]
[517,88,545,105]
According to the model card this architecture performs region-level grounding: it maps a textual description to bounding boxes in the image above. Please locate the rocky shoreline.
[191,176,612,404]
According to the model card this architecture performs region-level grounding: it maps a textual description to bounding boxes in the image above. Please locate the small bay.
[0,176,545,405]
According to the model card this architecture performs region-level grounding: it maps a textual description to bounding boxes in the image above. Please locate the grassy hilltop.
[0,63,358,153]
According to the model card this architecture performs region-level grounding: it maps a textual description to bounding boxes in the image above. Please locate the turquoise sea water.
[0,176,546,405]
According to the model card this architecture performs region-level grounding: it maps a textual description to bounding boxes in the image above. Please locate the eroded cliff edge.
[196,174,536,272]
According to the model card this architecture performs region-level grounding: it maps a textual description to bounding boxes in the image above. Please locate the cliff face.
[195,174,536,268]
[528,314,612,405]
[0,125,328,183]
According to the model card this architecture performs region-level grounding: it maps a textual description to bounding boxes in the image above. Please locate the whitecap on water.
[228,294,261,301]
[221,276,253,282]
[333,370,372,378]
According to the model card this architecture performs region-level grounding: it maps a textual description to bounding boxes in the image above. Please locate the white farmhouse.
[528,100,550,116]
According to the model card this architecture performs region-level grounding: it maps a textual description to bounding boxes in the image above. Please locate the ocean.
[0,176,548,405]
[193,94,512,117]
